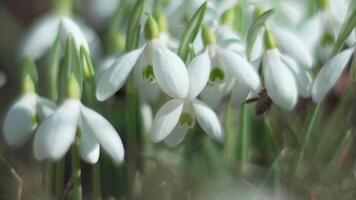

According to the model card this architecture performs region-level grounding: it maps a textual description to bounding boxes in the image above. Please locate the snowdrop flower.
[151,51,223,147]
[3,57,55,146]
[259,30,305,110]
[215,7,245,55]
[19,14,98,61]
[199,26,261,108]
[312,47,355,102]
[299,0,354,53]
[33,75,125,164]
[96,15,189,102]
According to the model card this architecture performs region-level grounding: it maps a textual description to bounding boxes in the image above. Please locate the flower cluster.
[2,0,356,164]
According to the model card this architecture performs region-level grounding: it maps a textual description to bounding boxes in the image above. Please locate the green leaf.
[246,9,275,60]
[177,2,207,61]
[351,51,356,82]
[125,0,146,51]
[332,8,356,55]
[47,37,62,101]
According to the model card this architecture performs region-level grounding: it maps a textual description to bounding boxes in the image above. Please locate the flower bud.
[144,14,160,40]
[66,74,81,99]
[264,29,277,49]
[202,25,216,46]
[220,7,235,27]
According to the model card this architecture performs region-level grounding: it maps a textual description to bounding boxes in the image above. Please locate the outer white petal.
[273,26,313,68]
[263,49,298,110]
[3,93,37,146]
[200,85,226,108]
[96,48,143,101]
[192,100,223,142]
[37,97,57,118]
[219,49,261,91]
[187,50,211,99]
[312,48,354,102]
[78,120,100,164]
[33,99,80,160]
[19,15,60,60]
[151,99,184,143]
[81,105,125,164]
[231,82,251,107]
[281,55,313,98]
[153,47,190,99]
[299,14,324,50]
[164,126,189,148]
[59,17,89,52]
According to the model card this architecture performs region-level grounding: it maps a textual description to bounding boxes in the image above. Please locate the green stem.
[223,97,237,166]
[44,161,53,198]
[92,162,102,200]
[126,76,140,198]
[294,103,321,177]
[54,160,65,199]
[239,104,250,174]
[71,142,82,200]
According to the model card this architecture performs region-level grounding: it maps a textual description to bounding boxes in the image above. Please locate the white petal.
[164,126,189,148]
[153,47,190,99]
[151,99,183,142]
[3,93,37,146]
[96,48,143,101]
[59,17,89,52]
[37,97,57,118]
[281,55,313,98]
[312,48,354,102]
[19,15,59,60]
[273,26,313,68]
[200,84,226,108]
[33,100,80,160]
[231,82,251,106]
[81,105,124,164]
[192,100,223,142]
[219,49,261,91]
[263,49,298,110]
[187,50,211,99]
[299,14,324,50]
[78,120,100,164]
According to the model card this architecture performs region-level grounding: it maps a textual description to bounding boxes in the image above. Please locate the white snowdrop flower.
[96,15,189,102]
[33,76,124,164]
[3,93,56,147]
[19,14,98,61]
[299,0,353,52]
[312,47,355,102]
[151,51,223,147]
[260,30,300,110]
[3,57,56,147]
[199,26,261,108]
[271,25,314,68]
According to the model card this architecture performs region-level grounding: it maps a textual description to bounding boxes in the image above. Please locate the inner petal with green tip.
[208,67,225,85]
[179,112,195,129]
[142,65,156,84]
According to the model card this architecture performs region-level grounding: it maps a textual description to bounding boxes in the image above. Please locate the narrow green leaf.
[47,37,61,101]
[351,51,356,81]
[177,2,207,61]
[125,0,146,51]
[332,8,356,55]
[246,9,275,60]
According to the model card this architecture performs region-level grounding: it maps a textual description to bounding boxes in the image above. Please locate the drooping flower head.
[96,15,189,102]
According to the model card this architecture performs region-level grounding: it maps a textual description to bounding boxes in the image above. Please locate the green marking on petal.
[179,112,195,129]
[208,67,225,85]
[142,65,156,84]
